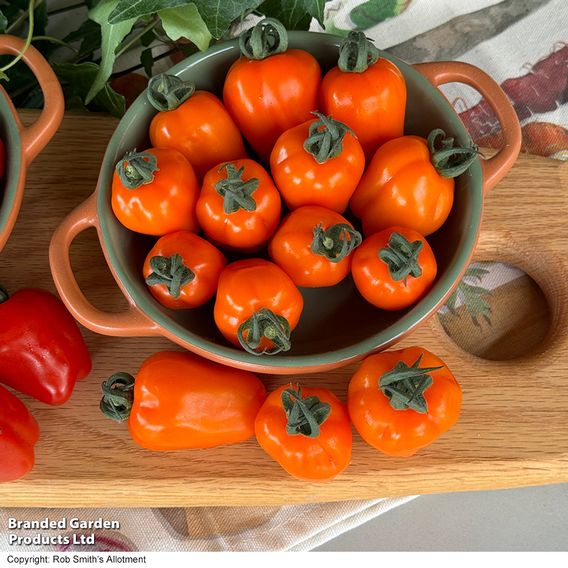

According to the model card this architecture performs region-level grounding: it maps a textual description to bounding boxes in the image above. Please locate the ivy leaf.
[86,0,137,104]
[33,1,48,36]
[192,0,263,39]
[108,0,194,24]
[140,27,156,46]
[0,10,8,33]
[140,47,154,77]
[159,3,211,50]
[259,0,316,30]
[350,0,411,30]
[55,62,126,117]
[63,19,103,59]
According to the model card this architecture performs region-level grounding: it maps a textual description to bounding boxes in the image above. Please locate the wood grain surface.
[0,111,567,507]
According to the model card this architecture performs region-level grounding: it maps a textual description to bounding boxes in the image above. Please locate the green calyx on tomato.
[303,112,357,164]
[147,73,196,112]
[282,385,331,438]
[215,163,259,214]
[428,128,481,178]
[311,223,362,263]
[239,18,288,60]
[379,231,423,284]
[100,372,135,422]
[338,31,380,73]
[145,253,195,299]
[237,307,291,356]
[379,355,444,413]
[115,149,159,189]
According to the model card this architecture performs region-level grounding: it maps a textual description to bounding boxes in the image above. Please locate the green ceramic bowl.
[50,31,521,374]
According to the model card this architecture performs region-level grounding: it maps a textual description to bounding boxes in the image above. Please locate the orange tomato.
[223,18,321,162]
[196,159,282,252]
[320,31,406,159]
[270,113,365,213]
[148,74,246,180]
[255,384,352,481]
[214,259,303,355]
[350,130,479,236]
[269,206,362,288]
[143,231,226,310]
[351,227,437,310]
[112,147,199,236]
[348,347,462,457]
[100,351,266,451]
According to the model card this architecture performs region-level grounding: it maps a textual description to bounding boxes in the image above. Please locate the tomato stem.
[379,355,443,413]
[115,149,159,190]
[239,18,288,60]
[215,163,259,214]
[100,372,135,422]
[428,128,481,178]
[338,31,380,73]
[145,253,195,299]
[311,223,362,263]
[237,308,291,356]
[282,385,331,438]
[303,112,356,163]
[379,232,423,285]
[147,73,195,112]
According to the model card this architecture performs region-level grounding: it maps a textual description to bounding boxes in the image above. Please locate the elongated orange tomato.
[148,74,246,180]
[143,231,226,310]
[348,347,462,457]
[214,259,303,355]
[270,113,365,213]
[350,129,479,236]
[100,351,266,451]
[196,159,281,252]
[320,31,406,159]
[112,147,199,235]
[255,384,352,481]
[223,18,321,162]
[269,206,362,288]
[351,227,437,310]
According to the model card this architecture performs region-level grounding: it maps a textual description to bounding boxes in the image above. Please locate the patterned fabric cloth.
[2,0,566,552]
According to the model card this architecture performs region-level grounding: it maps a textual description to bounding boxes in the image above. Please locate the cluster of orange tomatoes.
[105,19,470,481]
[111,19,478,357]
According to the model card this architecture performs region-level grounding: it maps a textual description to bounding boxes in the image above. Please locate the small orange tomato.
[320,31,406,159]
[148,74,247,180]
[196,159,282,252]
[214,259,303,355]
[351,227,437,310]
[269,206,362,288]
[223,19,321,163]
[112,148,199,236]
[348,347,462,457]
[270,113,365,213]
[255,384,352,481]
[100,351,266,451]
[143,231,226,310]
[350,129,479,236]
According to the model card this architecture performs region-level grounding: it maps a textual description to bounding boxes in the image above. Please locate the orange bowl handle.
[49,193,160,337]
[0,35,64,164]
[414,61,521,194]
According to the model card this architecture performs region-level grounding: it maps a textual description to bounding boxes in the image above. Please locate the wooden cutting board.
[1,111,567,507]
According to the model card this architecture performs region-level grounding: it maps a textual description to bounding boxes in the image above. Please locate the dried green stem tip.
[237,308,291,356]
[147,73,195,112]
[215,163,259,214]
[338,30,380,73]
[282,385,331,438]
[145,253,194,299]
[379,355,444,413]
[100,372,135,422]
[239,18,288,60]
[428,128,481,178]
[379,232,423,284]
[304,112,357,163]
[115,149,159,190]
[312,223,362,263]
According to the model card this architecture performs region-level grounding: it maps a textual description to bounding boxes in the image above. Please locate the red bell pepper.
[0,384,39,482]
[0,287,92,405]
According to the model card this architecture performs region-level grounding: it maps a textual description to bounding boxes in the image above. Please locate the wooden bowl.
[49,32,521,374]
